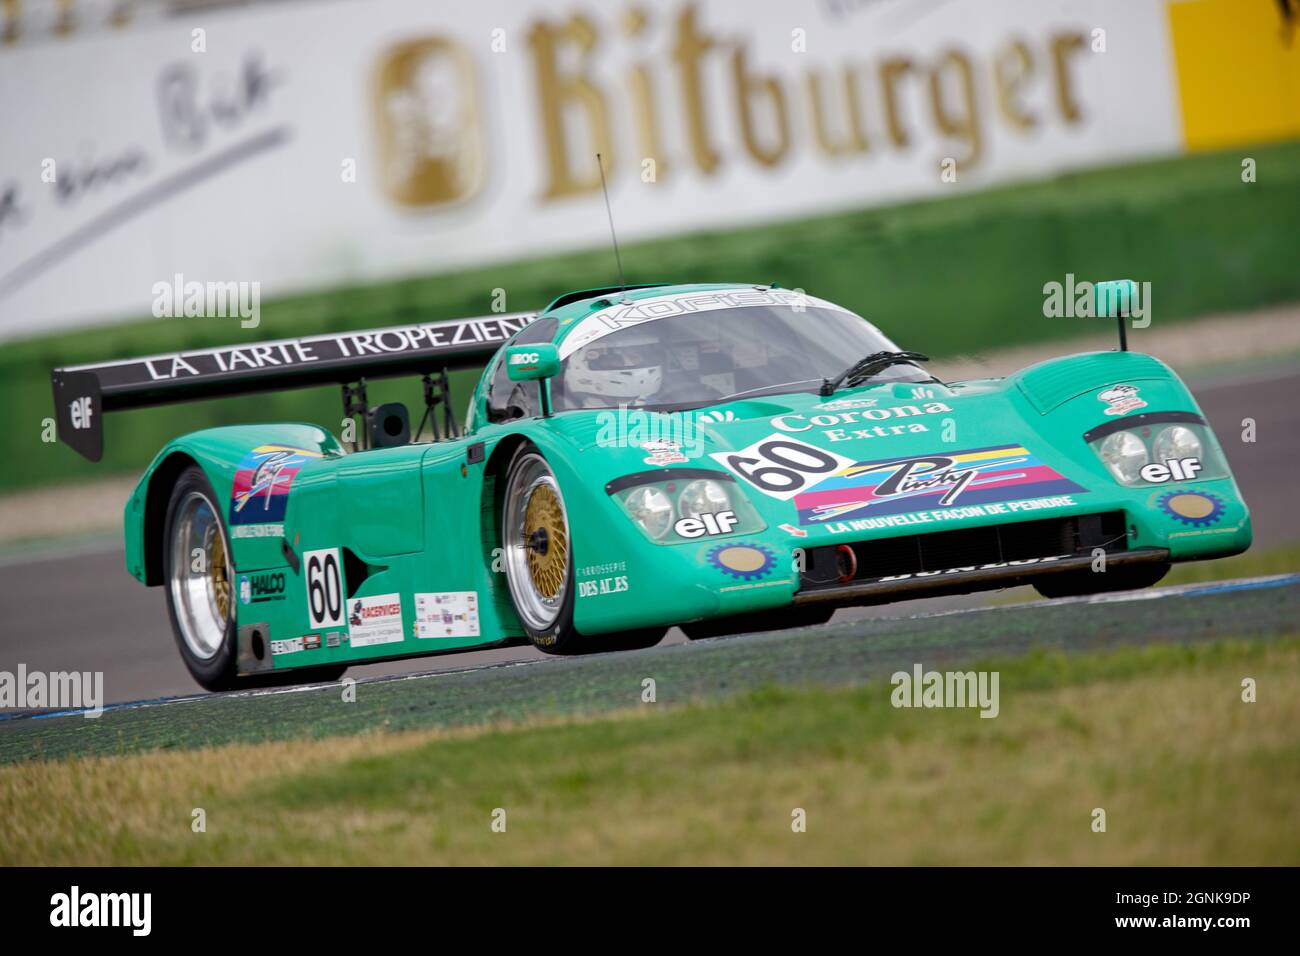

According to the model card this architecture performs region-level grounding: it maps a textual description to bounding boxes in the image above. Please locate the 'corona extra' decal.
[794,444,1087,524]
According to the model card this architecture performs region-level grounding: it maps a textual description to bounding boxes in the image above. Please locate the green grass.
[2,638,1296,865]
[7,140,1300,494]
[3,578,1296,765]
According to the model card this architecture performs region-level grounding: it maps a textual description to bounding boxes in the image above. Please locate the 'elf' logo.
[69,396,93,430]
[1140,457,1202,483]
[674,510,739,538]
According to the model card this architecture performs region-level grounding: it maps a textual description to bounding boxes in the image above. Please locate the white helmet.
[566,329,664,403]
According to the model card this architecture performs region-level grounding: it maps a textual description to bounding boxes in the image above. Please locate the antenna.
[595,152,626,291]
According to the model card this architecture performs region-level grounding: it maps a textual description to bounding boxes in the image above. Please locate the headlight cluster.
[678,479,731,520]
[1152,424,1201,462]
[615,478,765,543]
[1093,423,1213,486]
[1099,429,1149,484]
[623,485,675,540]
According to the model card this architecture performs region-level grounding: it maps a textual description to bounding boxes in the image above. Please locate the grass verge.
[0,637,1295,865]
[2,579,1296,765]
[7,140,1300,493]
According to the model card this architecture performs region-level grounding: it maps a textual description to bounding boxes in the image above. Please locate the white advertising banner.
[0,0,1182,339]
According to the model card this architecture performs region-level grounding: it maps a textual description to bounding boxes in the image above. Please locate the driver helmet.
[567,328,665,403]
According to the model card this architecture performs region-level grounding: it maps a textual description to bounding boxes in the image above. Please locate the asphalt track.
[1,366,1296,705]
[2,573,1296,764]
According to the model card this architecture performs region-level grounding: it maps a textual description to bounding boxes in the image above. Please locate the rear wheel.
[682,605,835,641]
[1032,562,1170,600]
[163,466,346,691]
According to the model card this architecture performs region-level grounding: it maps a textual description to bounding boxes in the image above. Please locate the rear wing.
[51,312,536,461]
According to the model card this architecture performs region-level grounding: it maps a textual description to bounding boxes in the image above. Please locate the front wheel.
[501,447,583,653]
[163,465,347,691]
[499,447,667,655]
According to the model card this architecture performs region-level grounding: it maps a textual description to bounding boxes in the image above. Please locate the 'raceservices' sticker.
[347,592,405,647]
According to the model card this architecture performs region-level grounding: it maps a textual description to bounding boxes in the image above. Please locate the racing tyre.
[164,466,347,691]
[1031,561,1170,600]
[501,446,588,654]
[501,446,669,655]
[682,605,835,641]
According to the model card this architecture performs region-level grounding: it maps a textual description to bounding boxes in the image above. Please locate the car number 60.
[713,435,854,500]
[303,548,344,629]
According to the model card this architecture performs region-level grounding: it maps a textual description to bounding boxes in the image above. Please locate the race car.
[52,282,1251,690]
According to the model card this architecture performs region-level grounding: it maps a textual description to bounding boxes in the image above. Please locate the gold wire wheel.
[524,483,568,599]
[209,522,231,622]
[503,452,572,633]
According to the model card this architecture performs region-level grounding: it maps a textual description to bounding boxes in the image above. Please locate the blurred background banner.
[2,0,1298,495]
[2,0,1290,340]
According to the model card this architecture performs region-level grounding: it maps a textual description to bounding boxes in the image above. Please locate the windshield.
[550,305,931,411]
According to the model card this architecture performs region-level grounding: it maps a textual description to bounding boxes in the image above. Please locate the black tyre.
[163,465,347,691]
[1032,562,1170,600]
[682,605,835,641]
[499,445,667,655]
[500,445,584,653]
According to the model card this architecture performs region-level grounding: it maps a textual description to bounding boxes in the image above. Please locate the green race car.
[52,282,1251,690]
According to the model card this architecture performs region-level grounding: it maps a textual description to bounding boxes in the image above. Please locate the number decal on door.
[303,548,345,629]
[711,435,854,501]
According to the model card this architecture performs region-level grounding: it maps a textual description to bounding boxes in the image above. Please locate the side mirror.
[505,343,560,382]
[1095,279,1138,318]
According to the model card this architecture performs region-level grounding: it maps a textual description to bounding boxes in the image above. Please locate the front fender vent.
[1016,352,1169,414]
